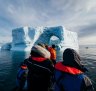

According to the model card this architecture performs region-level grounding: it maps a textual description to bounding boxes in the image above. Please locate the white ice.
[1,26,79,52]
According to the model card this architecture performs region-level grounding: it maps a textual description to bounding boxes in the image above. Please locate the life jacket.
[54,62,85,91]
[48,47,56,60]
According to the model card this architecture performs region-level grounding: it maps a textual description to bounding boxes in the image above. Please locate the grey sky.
[0,0,96,45]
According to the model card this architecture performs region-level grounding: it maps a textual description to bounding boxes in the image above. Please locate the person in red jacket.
[45,44,56,65]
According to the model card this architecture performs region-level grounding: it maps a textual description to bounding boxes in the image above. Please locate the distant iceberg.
[1,43,11,50]
[1,26,79,52]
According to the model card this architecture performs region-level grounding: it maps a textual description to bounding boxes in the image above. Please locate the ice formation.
[1,43,11,50]
[1,26,79,52]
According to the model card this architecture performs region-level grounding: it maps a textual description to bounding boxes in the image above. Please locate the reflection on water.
[0,47,96,91]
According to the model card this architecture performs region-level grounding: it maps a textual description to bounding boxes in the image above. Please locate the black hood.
[62,48,87,72]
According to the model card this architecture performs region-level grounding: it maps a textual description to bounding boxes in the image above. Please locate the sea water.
[0,46,96,91]
[0,51,30,91]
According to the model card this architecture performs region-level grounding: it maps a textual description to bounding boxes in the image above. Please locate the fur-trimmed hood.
[30,45,50,59]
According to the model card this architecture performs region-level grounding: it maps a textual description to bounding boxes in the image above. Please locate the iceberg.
[1,26,79,52]
[1,43,11,50]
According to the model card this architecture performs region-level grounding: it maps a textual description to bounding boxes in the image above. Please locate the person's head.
[62,48,84,71]
[52,44,55,49]
[30,45,50,59]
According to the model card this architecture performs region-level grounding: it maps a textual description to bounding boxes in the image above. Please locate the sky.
[0,0,96,45]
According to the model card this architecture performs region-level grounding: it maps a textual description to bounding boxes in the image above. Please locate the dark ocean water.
[79,47,96,90]
[0,46,96,91]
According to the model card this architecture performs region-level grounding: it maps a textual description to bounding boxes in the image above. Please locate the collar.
[55,62,83,75]
[31,57,47,62]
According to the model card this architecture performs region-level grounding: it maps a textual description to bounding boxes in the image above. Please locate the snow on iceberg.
[1,26,79,52]
[11,26,43,51]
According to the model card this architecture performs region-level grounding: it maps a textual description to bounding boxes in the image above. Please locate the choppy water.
[79,47,96,90]
[0,46,96,91]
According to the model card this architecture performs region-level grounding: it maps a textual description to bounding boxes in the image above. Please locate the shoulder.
[83,75,93,87]
[81,75,94,91]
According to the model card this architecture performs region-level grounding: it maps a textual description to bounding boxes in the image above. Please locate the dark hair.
[52,44,55,48]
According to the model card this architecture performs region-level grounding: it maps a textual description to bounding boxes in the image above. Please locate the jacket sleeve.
[82,75,94,91]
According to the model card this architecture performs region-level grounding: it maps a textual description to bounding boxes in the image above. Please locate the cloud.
[0,0,96,45]
[79,35,96,45]
[78,23,96,37]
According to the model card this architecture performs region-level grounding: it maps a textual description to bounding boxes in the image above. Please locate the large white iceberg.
[1,26,79,52]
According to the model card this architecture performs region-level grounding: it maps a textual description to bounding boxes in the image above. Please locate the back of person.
[54,48,94,91]
[55,69,93,91]
[26,58,53,91]
[49,47,56,60]
[60,74,83,91]
[25,45,54,91]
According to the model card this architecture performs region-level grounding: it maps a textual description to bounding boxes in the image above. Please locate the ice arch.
[49,36,61,45]
[35,26,64,45]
